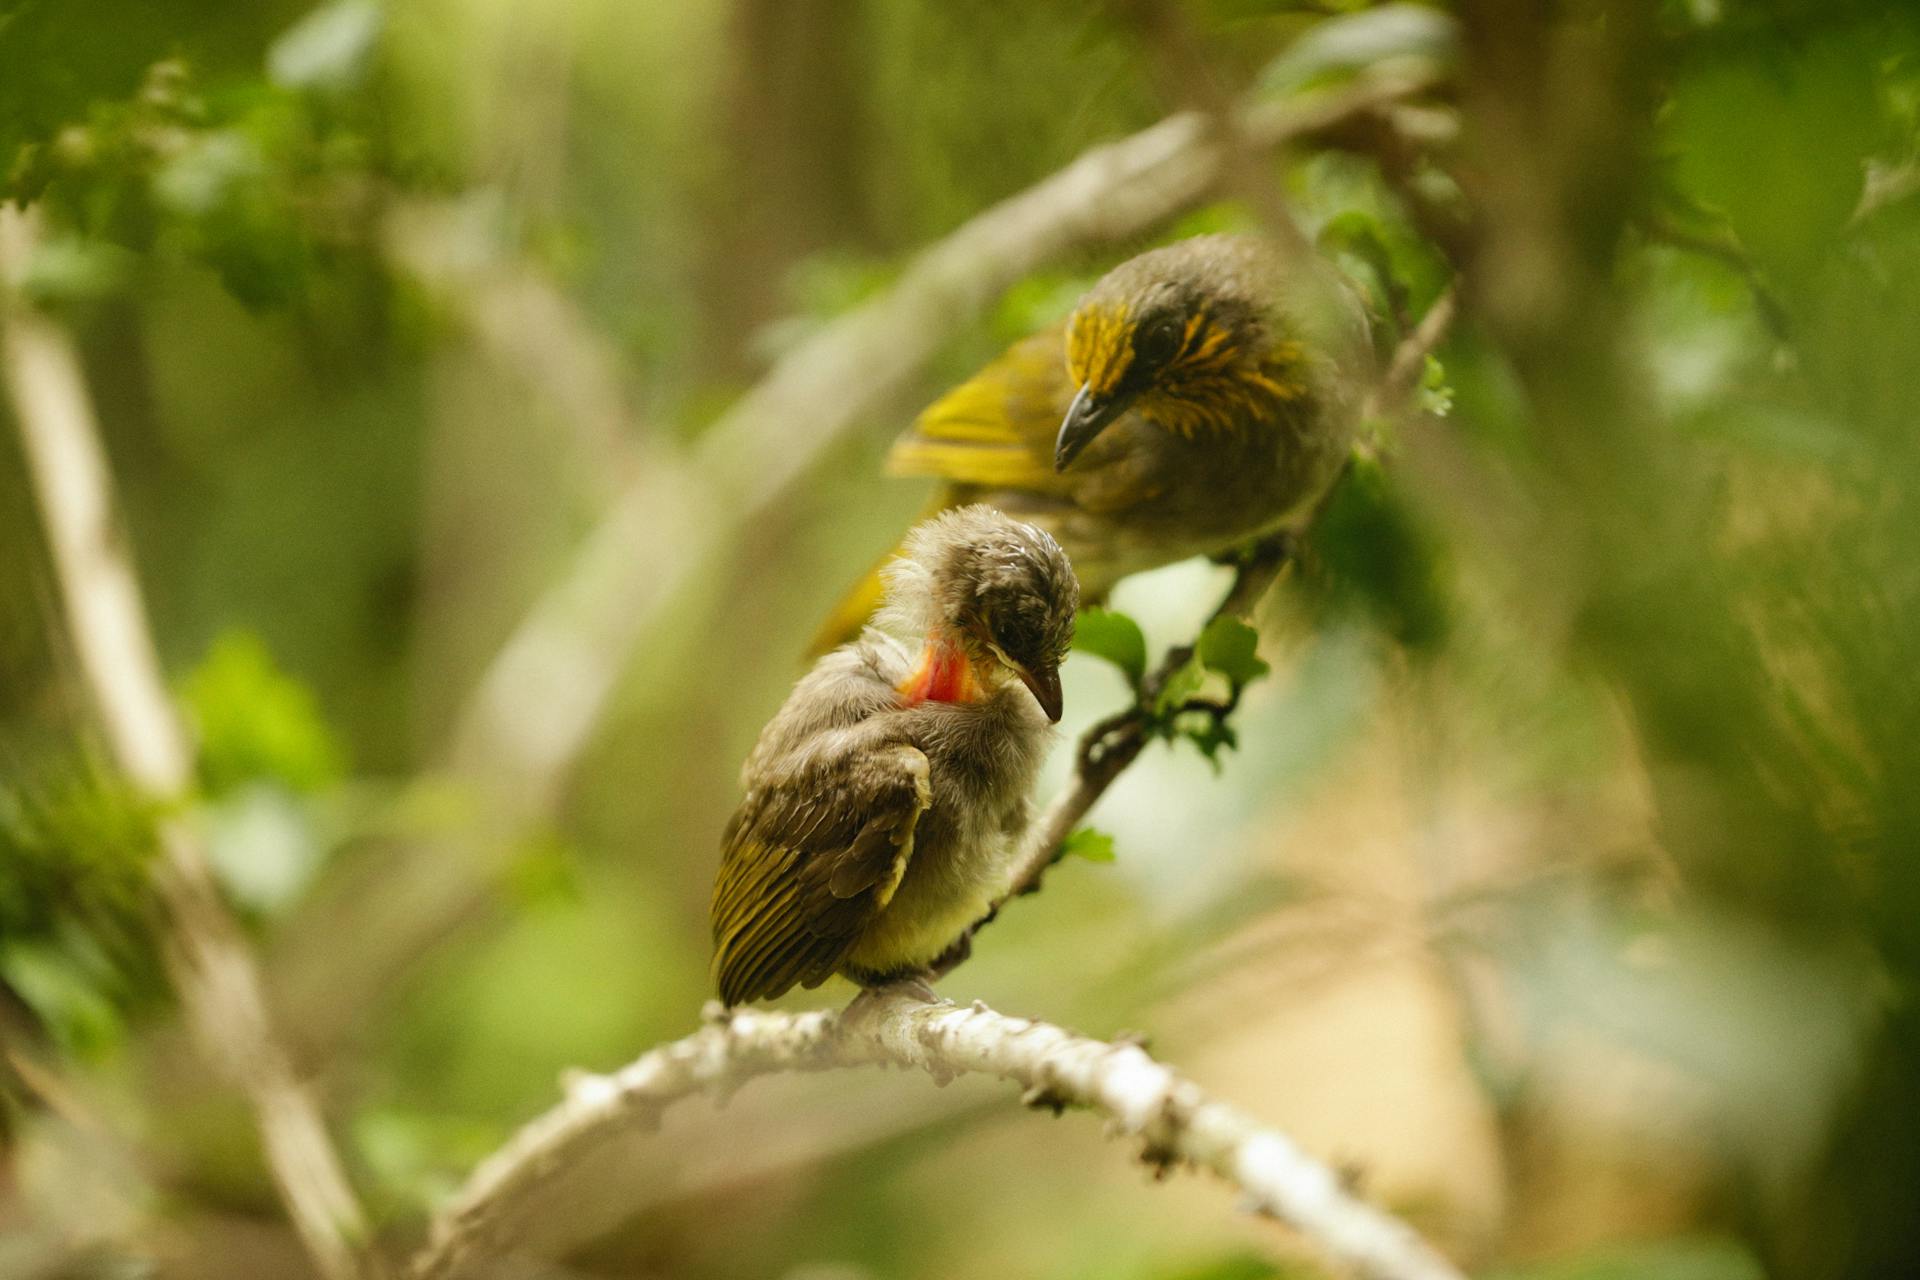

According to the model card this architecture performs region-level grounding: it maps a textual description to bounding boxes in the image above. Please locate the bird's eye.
[1132,316,1184,370]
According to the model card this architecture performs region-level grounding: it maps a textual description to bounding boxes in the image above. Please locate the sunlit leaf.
[181,630,344,797]
[1061,826,1116,863]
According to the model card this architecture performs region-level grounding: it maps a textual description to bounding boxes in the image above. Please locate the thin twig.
[1016,538,1293,904]
[0,207,376,1280]
[411,990,1464,1280]
[1367,280,1458,421]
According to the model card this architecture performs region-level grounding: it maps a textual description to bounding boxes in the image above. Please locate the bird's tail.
[806,493,956,658]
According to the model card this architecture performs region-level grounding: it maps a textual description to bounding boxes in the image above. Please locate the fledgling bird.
[712,506,1078,1006]
[812,233,1371,652]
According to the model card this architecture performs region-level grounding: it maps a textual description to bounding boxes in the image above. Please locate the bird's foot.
[848,967,941,1006]
[874,974,940,1005]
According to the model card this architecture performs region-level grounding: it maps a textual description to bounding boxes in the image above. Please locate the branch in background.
[411,990,1466,1280]
[0,208,376,1280]
[281,65,1452,1045]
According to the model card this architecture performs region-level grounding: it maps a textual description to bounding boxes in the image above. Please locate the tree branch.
[1369,281,1458,420]
[411,990,1465,1280]
[0,207,376,1280]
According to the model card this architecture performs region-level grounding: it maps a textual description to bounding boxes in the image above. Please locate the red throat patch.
[897,637,981,707]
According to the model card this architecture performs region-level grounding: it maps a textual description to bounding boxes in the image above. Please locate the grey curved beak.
[1054,384,1124,472]
[1016,662,1064,723]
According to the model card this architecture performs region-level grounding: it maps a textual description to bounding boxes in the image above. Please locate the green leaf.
[181,630,344,796]
[1197,616,1270,687]
[1072,608,1148,688]
[1061,827,1116,863]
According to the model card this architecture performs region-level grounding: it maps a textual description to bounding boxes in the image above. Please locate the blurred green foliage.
[182,628,345,796]
[0,760,160,1056]
[1308,456,1450,652]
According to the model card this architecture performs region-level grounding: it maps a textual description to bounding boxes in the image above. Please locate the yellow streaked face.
[1057,298,1302,469]
[1064,302,1137,402]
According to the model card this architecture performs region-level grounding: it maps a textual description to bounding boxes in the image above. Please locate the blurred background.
[3,1,1919,1277]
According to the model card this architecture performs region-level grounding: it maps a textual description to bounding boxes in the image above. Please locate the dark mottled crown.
[884,505,1078,670]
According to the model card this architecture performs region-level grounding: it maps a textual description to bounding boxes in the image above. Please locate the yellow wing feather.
[710,744,930,1006]
[885,328,1074,496]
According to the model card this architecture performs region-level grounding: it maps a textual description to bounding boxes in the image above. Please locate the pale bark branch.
[1370,281,1458,420]
[411,990,1466,1280]
[0,207,376,1280]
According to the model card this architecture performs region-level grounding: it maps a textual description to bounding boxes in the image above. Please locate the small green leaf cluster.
[1060,826,1117,864]
[182,630,345,799]
[0,629,350,1055]
[1073,608,1274,769]
[0,761,163,1058]
[10,20,391,313]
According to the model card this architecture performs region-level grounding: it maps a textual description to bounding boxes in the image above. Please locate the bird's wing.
[885,328,1075,496]
[711,741,931,1005]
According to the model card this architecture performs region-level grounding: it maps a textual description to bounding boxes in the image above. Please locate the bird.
[810,232,1371,653]
[712,505,1079,1006]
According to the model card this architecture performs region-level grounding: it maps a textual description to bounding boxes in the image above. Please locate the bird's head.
[881,506,1078,722]
[1057,234,1313,470]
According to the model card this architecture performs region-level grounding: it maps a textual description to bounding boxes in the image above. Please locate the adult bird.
[811,233,1371,652]
[712,506,1078,1006]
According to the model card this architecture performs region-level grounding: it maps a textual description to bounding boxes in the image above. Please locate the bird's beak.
[1014,661,1064,723]
[1054,384,1125,472]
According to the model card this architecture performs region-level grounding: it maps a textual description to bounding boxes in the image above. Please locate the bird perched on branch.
[811,233,1370,652]
[713,506,1078,1006]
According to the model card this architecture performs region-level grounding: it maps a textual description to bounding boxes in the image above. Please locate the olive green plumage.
[812,233,1371,652]
[712,507,1078,1006]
